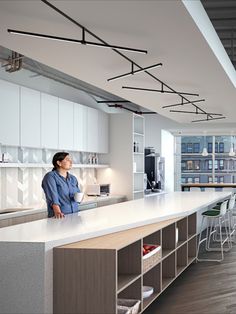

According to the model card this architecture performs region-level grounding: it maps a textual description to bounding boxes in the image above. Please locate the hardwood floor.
[144,245,236,314]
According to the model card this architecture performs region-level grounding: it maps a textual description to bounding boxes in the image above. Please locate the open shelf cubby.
[162,252,176,290]
[162,223,176,258]
[188,213,197,238]
[176,217,187,248]
[118,277,142,311]
[118,240,142,292]
[177,243,188,275]
[53,212,198,314]
[143,263,161,310]
[188,235,197,265]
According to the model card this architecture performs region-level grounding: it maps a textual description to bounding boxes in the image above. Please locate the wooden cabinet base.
[53,213,197,314]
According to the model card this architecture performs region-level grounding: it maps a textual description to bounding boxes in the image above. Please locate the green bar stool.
[197,200,230,262]
[213,194,236,245]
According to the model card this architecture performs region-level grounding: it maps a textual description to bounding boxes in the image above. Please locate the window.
[194,160,200,170]
[186,143,193,153]
[187,177,193,183]
[187,160,193,170]
[219,176,224,183]
[193,143,200,153]
[219,160,224,170]
[208,160,212,170]
[208,142,213,153]
[181,143,186,153]
[194,177,200,183]
[219,142,224,153]
[208,176,213,183]
[214,160,218,170]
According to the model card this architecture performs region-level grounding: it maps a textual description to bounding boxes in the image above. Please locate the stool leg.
[219,217,224,262]
[207,217,214,251]
[197,216,205,262]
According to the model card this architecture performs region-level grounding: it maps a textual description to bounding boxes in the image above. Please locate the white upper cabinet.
[20,87,41,148]
[0,79,20,146]
[98,111,109,153]
[58,98,74,150]
[74,103,88,152]
[87,107,98,153]
[41,93,59,149]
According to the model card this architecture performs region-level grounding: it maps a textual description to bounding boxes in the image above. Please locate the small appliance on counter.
[86,184,110,196]
[144,147,165,193]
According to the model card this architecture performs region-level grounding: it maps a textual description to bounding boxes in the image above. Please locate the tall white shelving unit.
[105,113,144,200]
[133,115,145,199]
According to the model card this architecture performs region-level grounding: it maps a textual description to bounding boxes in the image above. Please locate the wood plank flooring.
[144,245,236,314]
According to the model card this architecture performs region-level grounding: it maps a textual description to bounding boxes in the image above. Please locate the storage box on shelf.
[117,299,141,314]
[142,230,161,273]
[54,213,197,314]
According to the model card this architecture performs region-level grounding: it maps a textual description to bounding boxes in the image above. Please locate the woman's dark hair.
[52,152,69,170]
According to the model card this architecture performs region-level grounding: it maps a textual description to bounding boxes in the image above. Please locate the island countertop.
[0,191,231,314]
[0,191,230,245]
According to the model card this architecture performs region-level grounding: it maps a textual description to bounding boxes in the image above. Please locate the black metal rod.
[97,100,130,103]
[108,104,156,115]
[8,29,147,54]
[192,116,226,123]
[122,86,199,96]
[170,110,223,116]
[162,99,205,109]
[107,62,162,82]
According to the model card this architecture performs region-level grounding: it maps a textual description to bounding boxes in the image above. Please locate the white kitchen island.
[0,192,230,314]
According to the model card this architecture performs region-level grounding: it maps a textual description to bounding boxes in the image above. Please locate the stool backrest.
[220,200,228,216]
[228,194,236,211]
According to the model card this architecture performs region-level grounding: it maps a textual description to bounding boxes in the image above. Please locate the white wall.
[144,114,180,154]
[161,130,174,192]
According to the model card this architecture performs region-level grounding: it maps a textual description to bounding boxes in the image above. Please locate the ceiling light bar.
[122,85,199,97]
[162,99,205,109]
[169,110,223,115]
[108,104,156,115]
[96,100,131,103]
[7,29,148,54]
[107,62,162,82]
[192,116,226,123]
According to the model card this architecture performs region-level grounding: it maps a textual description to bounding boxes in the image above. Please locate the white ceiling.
[0,0,235,123]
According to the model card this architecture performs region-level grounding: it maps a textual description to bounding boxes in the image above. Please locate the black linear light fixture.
[170,109,223,116]
[192,115,226,123]
[107,62,162,82]
[162,98,205,109]
[122,85,199,97]
[96,100,131,104]
[108,104,156,115]
[7,28,147,54]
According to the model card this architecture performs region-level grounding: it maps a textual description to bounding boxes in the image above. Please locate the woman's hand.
[52,204,65,219]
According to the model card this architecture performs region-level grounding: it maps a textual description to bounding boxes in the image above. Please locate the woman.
[42,152,80,218]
